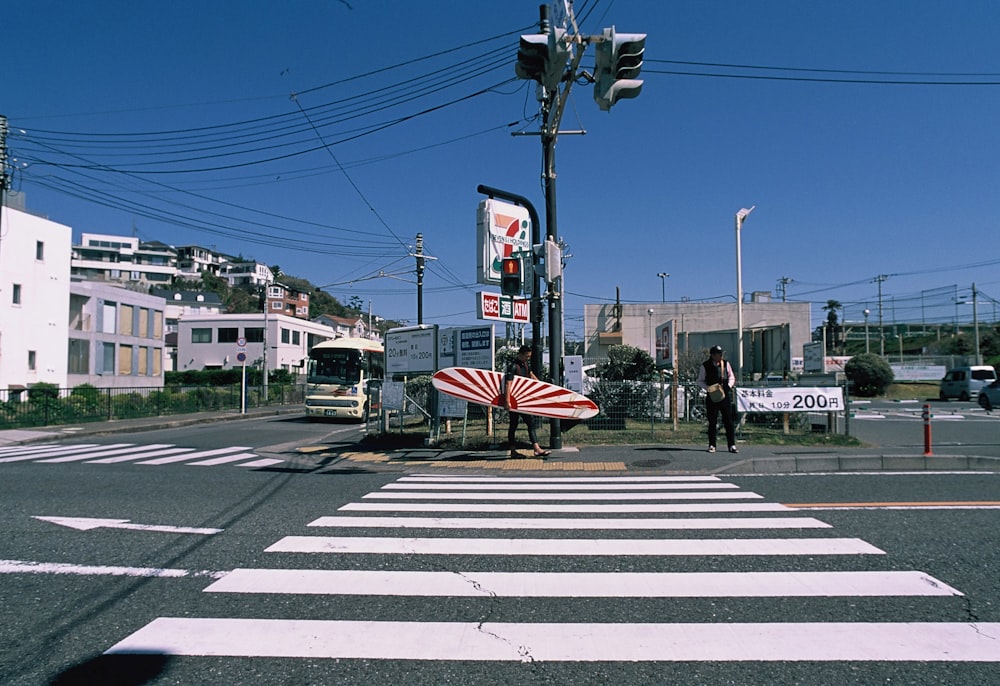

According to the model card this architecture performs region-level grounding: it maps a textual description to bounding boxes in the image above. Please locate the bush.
[845,353,894,397]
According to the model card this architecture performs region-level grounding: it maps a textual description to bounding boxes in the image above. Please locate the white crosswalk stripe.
[106,473,1000,665]
[0,442,281,468]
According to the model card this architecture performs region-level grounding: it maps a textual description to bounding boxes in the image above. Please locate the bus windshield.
[308,350,361,385]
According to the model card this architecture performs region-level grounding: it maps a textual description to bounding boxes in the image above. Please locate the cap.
[709,345,724,354]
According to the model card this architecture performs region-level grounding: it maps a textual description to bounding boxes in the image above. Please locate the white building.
[71,233,176,286]
[0,206,72,391]
[68,281,166,388]
[221,260,273,288]
[176,313,337,374]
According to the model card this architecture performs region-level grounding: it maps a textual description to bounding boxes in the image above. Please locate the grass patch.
[365,414,860,451]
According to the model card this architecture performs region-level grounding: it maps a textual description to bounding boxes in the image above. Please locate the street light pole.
[657,272,669,303]
[735,206,755,383]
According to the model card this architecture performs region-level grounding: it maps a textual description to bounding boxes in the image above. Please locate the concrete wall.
[0,207,72,389]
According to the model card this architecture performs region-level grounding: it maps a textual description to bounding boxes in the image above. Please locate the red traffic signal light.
[501,257,522,296]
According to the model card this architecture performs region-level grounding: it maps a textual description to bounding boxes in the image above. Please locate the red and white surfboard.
[431,367,599,420]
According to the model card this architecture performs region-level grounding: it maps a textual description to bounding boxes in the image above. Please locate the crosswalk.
[105,474,1000,664]
[0,442,283,468]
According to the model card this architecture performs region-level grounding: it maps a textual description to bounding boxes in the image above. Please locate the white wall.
[177,313,338,373]
[0,207,72,389]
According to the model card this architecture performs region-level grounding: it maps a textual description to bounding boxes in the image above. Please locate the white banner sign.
[736,386,844,414]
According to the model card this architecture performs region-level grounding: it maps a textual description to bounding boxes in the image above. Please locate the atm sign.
[477,292,530,323]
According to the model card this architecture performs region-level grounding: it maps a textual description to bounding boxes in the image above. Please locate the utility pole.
[513,4,645,449]
[415,233,425,325]
[0,115,9,258]
[972,282,981,365]
[777,276,792,302]
[874,274,889,356]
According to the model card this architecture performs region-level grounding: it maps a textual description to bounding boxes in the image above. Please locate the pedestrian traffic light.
[515,28,570,91]
[500,257,522,296]
[594,26,645,111]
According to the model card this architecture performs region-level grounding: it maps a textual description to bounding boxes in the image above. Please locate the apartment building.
[68,280,166,388]
[71,233,176,286]
[0,206,73,391]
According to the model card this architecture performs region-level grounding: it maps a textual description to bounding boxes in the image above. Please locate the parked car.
[939,365,998,401]
[978,379,1000,412]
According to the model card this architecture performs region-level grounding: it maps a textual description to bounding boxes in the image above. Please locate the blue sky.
[6,1,1000,339]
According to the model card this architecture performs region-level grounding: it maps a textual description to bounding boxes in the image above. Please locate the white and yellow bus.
[305,337,385,421]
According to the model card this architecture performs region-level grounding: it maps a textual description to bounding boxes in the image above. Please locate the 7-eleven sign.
[476,199,532,285]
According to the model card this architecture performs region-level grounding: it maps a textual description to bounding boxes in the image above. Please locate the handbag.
[706,383,725,403]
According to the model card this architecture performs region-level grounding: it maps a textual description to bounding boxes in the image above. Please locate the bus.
[305,337,385,422]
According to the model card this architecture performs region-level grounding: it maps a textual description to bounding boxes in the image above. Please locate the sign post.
[236,337,248,413]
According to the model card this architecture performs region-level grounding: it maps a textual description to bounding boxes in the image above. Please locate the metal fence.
[0,383,306,429]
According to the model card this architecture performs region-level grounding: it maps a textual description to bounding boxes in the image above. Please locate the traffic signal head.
[594,26,646,111]
[515,28,570,90]
[500,256,523,297]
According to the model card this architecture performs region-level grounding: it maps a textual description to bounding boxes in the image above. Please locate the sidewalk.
[2,409,997,475]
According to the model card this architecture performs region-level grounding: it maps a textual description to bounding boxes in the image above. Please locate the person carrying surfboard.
[502,344,551,458]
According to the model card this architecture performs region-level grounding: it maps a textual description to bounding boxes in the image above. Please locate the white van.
[939,365,998,401]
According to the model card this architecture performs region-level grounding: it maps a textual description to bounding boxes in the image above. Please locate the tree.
[844,353,894,397]
[597,344,657,382]
[823,300,842,353]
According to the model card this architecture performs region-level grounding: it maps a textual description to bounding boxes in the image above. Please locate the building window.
[152,348,162,376]
[68,339,90,374]
[138,346,148,376]
[292,330,301,345]
[28,350,36,371]
[120,304,134,336]
[281,328,290,344]
[245,327,264,343]
[270,301,282,311]
[119,345,133,375]
[102,302,117,334]
[153,311,164,339]
[218,327,239,343]
[191,328,212,344]
[102,343,115,374]
[138,308,149,338]
[36,241,45,261]
[12,284,21,305]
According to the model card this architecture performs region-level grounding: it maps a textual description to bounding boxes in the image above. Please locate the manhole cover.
[631,459,671,469]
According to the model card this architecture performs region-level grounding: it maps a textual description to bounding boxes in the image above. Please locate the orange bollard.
[923,403,933,456]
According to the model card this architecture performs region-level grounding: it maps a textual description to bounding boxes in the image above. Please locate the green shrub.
[845,353,894,397]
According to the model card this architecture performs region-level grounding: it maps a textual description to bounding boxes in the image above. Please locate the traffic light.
[594,26,645,111]
[531,238,563,283]
[500,256,522,296]
[515,28,570,91]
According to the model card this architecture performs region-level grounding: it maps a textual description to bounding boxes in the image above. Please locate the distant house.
[312,314,374,340]
[175,245,231,280]
[221,260,273,288]
[267,283,310,320]
[176,313,336,373]
[150,289,224,371]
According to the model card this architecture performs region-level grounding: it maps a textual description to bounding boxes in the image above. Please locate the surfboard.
[431,366,599,420]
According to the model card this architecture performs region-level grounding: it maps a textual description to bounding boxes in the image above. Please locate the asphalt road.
[848,398,1000,457]
[1,447,998,685]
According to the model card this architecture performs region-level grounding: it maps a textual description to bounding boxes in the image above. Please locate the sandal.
[534,450,552,457]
